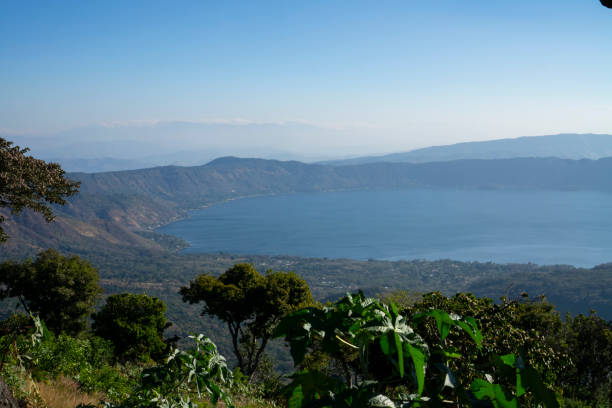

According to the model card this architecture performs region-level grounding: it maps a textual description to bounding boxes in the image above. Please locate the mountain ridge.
[3,155,612,322]
[322,133,612,166]
[5,155,612,259]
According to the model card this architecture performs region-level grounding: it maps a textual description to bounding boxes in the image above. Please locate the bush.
[92,293,170,363]
[275,291,559,407]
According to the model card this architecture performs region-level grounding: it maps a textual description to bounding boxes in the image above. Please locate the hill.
[5,155,612,258]
[2,155,612,361]
[74,155,612,202]
[323,133,612,165]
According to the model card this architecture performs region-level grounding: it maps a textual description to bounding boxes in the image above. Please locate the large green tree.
[92,293,170,362]
[180,263,313,379]
[560,311,612,403]
[0,249,102,335]
[0,137,79,242]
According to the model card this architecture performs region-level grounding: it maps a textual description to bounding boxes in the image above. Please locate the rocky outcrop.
[0,380,19,408]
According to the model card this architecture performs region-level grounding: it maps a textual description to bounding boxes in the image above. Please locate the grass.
[30,377,104,408]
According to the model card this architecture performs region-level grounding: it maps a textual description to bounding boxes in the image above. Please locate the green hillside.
[4,155,612,261]
[2,156,612,328]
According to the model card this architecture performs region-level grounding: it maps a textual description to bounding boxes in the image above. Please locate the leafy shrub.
[275,292,559,407]
[1,314,133,401]
[106,334,234,408]
[404,292,567,389]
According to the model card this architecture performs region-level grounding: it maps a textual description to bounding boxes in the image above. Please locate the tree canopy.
[0,249,102,335]
[180,263,313,379]
[92,293,170,362]
[0,137,80,242]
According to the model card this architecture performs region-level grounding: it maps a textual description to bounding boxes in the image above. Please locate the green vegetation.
[105,334,234,408]
[275,291,558,407]
[0,137,79,242]
[181,263,313,380]
[561,312,612,403]
[92,293,171,363]
[1,269,611,407]
[1,142,610,407]
[0,249,102,335]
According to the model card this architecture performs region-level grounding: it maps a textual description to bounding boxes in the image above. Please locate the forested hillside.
[3,156,612,327]
[74,156,612,204]
[5,155,612,259]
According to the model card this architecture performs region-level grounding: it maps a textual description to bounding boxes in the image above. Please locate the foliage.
[275,292,559,407]
[1,317,270,408]
[0,137,79,242]
[180,264,313,379]
[0,313,45,402]
[559,311,612,403]
[470,353,558,408]
[377,290,423,310]
[404,292,566,389]
[0,249,102,335]
[93,293,171,363]
[1,314,134,402]
[404,292,612,405]
[107,334,234,408]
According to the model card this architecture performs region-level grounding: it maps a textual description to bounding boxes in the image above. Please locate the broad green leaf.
[522,366,559,408]
[456,318,483,348]
[414,310,452,341]
[390,302,399,316]
[406,343,426,394]
[379,334,390,355]
[471,379,518,408]
[500,354,517,367]
[394,331,404,378]
[288,385,304,408]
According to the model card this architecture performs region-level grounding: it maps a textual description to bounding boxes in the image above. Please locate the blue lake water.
[157,189,612,267]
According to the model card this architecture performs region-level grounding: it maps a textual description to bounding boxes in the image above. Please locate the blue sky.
[2,0,612,152]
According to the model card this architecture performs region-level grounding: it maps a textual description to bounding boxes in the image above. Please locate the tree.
[92,293,171,362]
[180,263,313,379]
[0,137,79,242]
[0,249,102,335]
[560,311,612,403]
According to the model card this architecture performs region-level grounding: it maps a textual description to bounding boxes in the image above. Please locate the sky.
[2,0,612,155]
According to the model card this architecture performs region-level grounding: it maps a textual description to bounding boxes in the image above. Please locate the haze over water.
[158,189,612,268]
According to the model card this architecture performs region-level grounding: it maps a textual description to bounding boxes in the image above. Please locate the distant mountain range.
[322,133,612,166]
[1,121,364,172]
[6,129,612,173]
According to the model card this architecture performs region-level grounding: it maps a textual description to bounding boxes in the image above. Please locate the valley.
[2,152,612,335]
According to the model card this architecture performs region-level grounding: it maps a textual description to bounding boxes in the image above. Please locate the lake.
[157,189,612,267]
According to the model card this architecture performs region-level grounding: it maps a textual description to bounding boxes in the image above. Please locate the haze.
[2,1,612,159]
